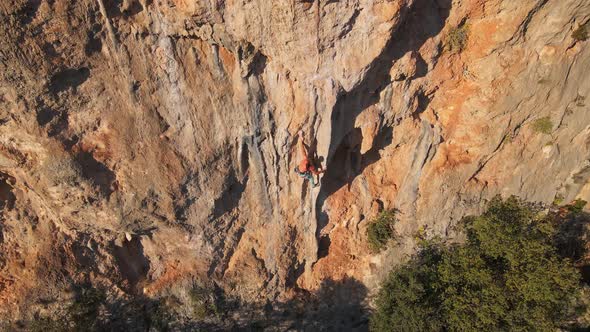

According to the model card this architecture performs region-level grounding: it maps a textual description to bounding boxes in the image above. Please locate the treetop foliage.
[371,196,584,332]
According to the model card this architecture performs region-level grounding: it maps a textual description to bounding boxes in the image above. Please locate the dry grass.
[531,117,553,135]
[445,24,470,53]
[573,21,589,41]
[43,155,82,185]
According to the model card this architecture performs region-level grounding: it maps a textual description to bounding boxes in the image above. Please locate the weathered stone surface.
[0,0,589,328]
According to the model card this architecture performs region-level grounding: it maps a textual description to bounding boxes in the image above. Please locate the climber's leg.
[305,172,318,187]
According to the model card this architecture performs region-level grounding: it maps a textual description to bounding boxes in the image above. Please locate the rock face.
[0,0,589,327]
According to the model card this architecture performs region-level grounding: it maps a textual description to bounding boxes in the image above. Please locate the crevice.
[47,111,69,137]
[325,0,451,162]
[113,236,150,293]
[173,172,199,223]
[211,170,248,220]
[317,235,331,259]
[97,0,120,51]
[0,172,16,211]
[315,0,452,255]
[246,76,274,218]
[467,119,512,183]
[237,42,268,78]
[85,23,103,56]
[284,227,305,288]
[48,67,90,94]
[337,8,361,40]
[17,0,41,25]
[75,151,116,197]
[507,0,549,45]
[36,107,58,126]
[573,164,590,185]
[412,89,432,120]
[215,225,245,278]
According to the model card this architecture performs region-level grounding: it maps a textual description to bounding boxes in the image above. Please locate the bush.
[567,199,588,215]
[367,210,398,252]
[532,116,553,135]
[29,317,68,332]
[553,194,565,206]
[43,155,82,185]
[68,288,107,331]
[26,284,230,331]
[573,22,589,41]
[445,24,470,53]
[28,287,107,332]
[371,197,583,332]
[145,300,174,332]
[189,285,220,320]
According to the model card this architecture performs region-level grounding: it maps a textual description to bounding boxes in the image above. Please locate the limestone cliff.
[1,0,589,329]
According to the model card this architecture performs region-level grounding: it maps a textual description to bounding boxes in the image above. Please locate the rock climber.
[294,131,325,187]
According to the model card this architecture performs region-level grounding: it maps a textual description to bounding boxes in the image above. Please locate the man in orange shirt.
[294,131,325,187]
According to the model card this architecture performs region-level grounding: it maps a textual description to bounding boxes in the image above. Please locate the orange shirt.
[298,159,317,174]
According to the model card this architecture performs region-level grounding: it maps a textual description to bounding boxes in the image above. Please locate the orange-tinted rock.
[0,0,589,328]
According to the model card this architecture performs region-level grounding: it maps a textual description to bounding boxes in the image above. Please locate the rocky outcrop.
[0,0,589,327]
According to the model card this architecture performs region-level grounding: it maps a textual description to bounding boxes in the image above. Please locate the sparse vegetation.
[29,317,68,332]
[531,116,553,135]
[145,300,174,332]
[371,197,585,332]
[26,286,211,331]
[576,94,586,107]
[414,225,426,241]
[367,210,398,252]
[189,285,220,319]
[567,199,588,215]
[29,287,106,332]
[573,21,589,41]
[43,155,82,185]
[445,24,470,53]
[553,194,565,206]
[68,287,107,331]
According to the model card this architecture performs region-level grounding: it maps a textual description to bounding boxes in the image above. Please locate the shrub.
[445,24,470,53]
[567,199,588,215]
[145,301,174,332]
[27,285,230,331]
[367,210,398,252]
[43,155,82,185]
[29,317,68,332]
[573,22,589,41]
[189,286,220,320]
[371,197,583,332]
[532,116,553,135]
[28,287,107,331]
[553,194,565,206]
[67,287,107,330]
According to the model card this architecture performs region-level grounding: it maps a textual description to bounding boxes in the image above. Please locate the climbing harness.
[294,167,318,187]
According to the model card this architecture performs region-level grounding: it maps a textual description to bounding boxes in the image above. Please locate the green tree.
[371,196,583,332]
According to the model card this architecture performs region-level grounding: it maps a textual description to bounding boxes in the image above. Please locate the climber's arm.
[298,132,308,161]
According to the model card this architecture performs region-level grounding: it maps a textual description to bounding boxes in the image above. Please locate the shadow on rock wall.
[242,276,369,332]
[159,276,369,331]
[315,0,452,255]
[21,276,368,331]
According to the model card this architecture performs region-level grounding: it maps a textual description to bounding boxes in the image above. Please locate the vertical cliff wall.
[1,0,589,327]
